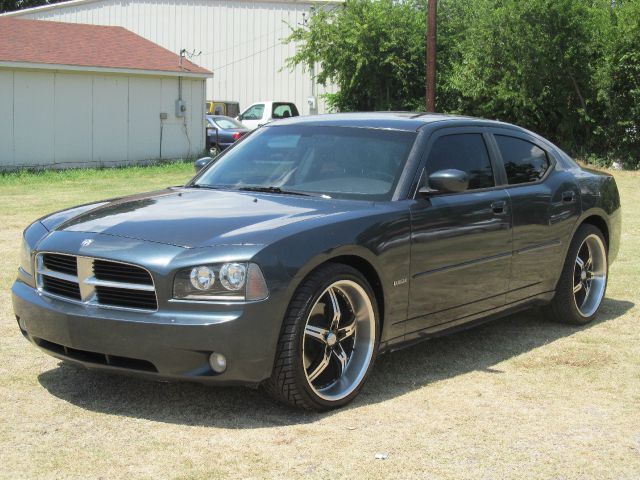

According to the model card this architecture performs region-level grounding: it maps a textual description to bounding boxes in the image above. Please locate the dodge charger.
[12,113,621,410]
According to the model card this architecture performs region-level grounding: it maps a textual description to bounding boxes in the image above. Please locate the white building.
[3,0,340,116]
[0,17,210,169]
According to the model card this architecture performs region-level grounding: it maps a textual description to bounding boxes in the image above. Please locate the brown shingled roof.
[0,17,211,75]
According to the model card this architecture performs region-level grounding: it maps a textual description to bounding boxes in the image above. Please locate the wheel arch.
[574,210,610,251]
[328,255,385,333]
[287,250,387,338]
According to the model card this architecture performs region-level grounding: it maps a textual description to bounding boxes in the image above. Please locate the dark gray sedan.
[12,113,621,410]
[205,115,248,154]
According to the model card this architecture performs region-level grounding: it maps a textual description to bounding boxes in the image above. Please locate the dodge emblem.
[81,239,94,247]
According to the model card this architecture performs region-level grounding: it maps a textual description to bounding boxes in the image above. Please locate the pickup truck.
[237,101,299,130]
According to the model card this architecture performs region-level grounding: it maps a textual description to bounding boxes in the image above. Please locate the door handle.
[562,190,576,203]
[491,200,507,215]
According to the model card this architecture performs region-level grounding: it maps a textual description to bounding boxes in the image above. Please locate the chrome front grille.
[36,253,158,311]
[41,274,82,300]
[93,259,153,285]
[42,253,78,276]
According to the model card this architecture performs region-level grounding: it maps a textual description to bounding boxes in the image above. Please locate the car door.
[488,129,581,303]
[405,128,512,338]
[238,103,266,130]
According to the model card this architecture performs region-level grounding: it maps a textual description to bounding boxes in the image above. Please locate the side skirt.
[378,291,555,354]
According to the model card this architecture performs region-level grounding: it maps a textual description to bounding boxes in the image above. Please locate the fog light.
[209,352,227,373]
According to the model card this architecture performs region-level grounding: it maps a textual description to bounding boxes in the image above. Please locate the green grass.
[0,166,639,479]
[0,161,194,187]
[0,163,194,264]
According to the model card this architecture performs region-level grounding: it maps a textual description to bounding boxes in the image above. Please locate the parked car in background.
[237,101,299,130]
[205,115,249,155]
[12,113,620,411]
[205,100,240,118]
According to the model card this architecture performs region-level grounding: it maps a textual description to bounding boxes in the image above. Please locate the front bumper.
[12,279,280,386]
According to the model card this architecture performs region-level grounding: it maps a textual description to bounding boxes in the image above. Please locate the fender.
[283,244,401,343]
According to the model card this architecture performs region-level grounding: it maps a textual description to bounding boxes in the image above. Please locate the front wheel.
[546,224,608,325]
[263,263,379,411]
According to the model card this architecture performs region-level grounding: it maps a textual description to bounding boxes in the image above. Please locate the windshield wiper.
[238,186,314,197]
[185,184,229,190]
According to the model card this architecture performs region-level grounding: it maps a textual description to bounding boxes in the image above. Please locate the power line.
[212,40,283,71]
[199,3,335,59]
[199,24,291,57]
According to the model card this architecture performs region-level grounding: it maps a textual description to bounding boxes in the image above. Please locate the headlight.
[19,236,34,276]
[190,266,215,290]
[173,262,268,301]
[219,263,246,291]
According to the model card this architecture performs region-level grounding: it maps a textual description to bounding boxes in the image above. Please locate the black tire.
[263,263,380,411]
[546,224,608,325]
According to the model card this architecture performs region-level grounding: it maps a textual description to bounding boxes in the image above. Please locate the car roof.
[271,112,522,132]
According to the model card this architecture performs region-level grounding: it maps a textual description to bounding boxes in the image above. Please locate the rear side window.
[495,135,550,184]
[426,133,495,190]
[272,103,299,119]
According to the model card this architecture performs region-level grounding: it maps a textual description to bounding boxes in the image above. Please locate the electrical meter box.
[307,96,317,110]
[175,99,187,117]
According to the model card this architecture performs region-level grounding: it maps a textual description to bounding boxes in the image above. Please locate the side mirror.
[419,169,469,195]
[194,156,214,173]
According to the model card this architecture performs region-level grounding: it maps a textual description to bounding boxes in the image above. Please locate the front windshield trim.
[191,125,417,201]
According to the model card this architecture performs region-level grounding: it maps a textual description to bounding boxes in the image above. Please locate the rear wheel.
[547,224,608,325]
[263,263,379,411]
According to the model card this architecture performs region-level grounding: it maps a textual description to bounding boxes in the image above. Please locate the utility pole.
[426,0,437,112]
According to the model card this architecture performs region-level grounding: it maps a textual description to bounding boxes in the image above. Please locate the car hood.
[51,188,374,248]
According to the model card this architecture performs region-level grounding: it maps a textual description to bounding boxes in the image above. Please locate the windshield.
[194,125,417,200]
[212,117,245,130]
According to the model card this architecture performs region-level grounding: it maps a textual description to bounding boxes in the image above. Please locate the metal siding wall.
[0,70,14,166]
[189,78,206,154]
[17,0,337,114]
[14,71,55,166]
[128,76,162,161]
[92,74,129,163]
[0,67,206,169]
[54,73,93,163]
[159,77,186,159]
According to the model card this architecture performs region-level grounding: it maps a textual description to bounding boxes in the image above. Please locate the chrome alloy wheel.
[573,233,607,317]
[302,280,376,401]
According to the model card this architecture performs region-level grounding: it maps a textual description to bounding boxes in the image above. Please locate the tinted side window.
[426,133,494,190]
[495,135,550,184]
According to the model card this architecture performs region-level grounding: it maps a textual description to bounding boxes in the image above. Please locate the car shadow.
[37,298,634,428]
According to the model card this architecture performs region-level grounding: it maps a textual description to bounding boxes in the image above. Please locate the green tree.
[593,0,640,166]
[287,0,640,167]
[1,0,65,14]
[286,0,428,112]
[445,0,598,151]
